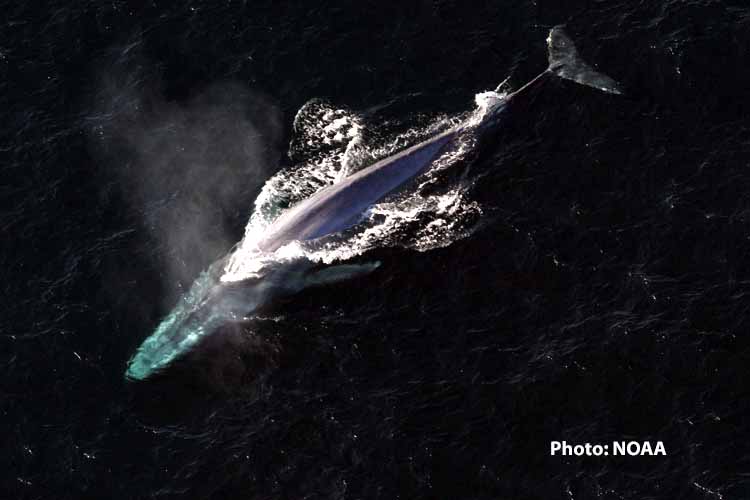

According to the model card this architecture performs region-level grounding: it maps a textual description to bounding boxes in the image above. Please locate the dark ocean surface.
[4,1,750,498]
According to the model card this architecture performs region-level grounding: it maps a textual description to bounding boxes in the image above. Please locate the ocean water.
[4,1,750,499]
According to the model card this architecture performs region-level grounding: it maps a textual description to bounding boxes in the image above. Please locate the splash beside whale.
[125,27,621,381]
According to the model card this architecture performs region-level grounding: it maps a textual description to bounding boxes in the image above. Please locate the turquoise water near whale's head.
[124,264,223,381]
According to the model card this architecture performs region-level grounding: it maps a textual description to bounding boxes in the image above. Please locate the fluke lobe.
[125,27,621,381]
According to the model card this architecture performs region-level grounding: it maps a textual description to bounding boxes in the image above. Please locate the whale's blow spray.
[87,44,282,296]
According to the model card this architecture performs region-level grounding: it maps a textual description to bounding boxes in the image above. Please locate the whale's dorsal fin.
[547,26,622,95]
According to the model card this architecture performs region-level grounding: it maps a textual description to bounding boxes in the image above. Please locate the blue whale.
[125,27,620,381]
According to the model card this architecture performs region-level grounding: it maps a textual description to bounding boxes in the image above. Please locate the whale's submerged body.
[125,27,621,381]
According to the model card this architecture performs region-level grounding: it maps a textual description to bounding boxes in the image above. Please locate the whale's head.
[125,281,246,381]
[124,259,314,381]
[125,274,270,381]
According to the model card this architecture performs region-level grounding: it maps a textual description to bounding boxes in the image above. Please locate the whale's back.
[258,128,458,252]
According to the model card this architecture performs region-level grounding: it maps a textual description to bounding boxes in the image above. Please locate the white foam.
[221,90,502,282]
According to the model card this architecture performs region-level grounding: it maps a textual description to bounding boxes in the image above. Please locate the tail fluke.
[547,26,622,95]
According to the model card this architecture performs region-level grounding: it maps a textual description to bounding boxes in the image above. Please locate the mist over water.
[88,53,282,293]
